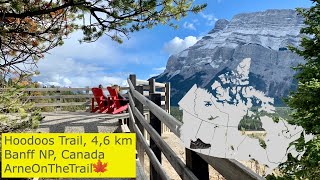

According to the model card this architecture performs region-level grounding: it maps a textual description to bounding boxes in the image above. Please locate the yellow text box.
[1,133,136,178]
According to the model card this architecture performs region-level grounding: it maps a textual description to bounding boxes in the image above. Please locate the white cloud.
[149,67,166,77]
[201,13,218,26]
[149,74,159,78]
[153,67,166,71]
[192,19,199,23]
[42,28,154,67]
[31,28,150,87]
[46,31,122,65]
[33,56,128,87]
[26,11,185,88]
[183,22,196,30]
[34,12,132,87]
[163,36,200,55]
[63,78,72,86]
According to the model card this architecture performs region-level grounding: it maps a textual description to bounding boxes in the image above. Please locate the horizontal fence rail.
[128,89,198,180]
[198,154,265,180]
[136,79,166,88]
[23,95,93,100]
[128,105,170,180]
[0,85,169,111]
[0,87,130,92]
[33,102,90,107]
[128,79,180,136]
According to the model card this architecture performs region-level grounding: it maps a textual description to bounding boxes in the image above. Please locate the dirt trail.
[143,132,266,180]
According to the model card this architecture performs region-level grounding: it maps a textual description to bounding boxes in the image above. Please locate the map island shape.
[178,58,313,174]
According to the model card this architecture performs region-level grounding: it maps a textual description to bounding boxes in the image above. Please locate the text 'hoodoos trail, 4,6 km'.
[1,133,136,178]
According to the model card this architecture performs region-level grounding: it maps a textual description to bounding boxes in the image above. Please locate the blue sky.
[33,0,313,87]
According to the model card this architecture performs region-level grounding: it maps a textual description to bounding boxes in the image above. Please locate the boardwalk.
[36,111,144,180]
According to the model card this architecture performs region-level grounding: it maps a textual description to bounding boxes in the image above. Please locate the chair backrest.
[91,88,105,107]
[107,87,121,108]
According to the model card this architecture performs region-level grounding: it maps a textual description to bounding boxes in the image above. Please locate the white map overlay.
[178,58,312,174]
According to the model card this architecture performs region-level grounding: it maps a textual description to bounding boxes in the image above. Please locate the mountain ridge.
[156,9,305,106]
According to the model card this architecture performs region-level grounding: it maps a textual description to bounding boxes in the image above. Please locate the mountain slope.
[156,9,305,106]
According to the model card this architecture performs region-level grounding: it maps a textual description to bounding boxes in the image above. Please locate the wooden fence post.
[129,74,136,130]
[149,93,162,180]
[162,82,171,133]
[129,74,136,87]
[186,149,209,180]
[136,85,145,168]
[165,82,170,114]
[130,74,146,167]
[56,88,61,111]
[149,78,155,94]
[148,78,155,141]
[85,86,89,111]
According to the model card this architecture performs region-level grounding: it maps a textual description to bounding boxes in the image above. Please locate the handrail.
[128,105,170,180]
[197,154,265,180]
[128,91,198,180]
[136,79,166,88]
[0,86,161,109]
[127,77,264,180]
[33,102,89,107]
[128,78,181,136]
[0,87,130,92]
[23,95,93,99]
[143,91,165,96]
[0,87,90,92]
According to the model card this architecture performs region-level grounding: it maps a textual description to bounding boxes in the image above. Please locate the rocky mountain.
[156,9,306,106]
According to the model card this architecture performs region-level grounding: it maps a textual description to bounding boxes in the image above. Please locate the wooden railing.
[0,81,171,134]
[127,74,264,180]
[0,85,169,111]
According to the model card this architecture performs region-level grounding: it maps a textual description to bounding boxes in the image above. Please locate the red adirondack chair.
[91,88,112,113]
[107,86,128,114]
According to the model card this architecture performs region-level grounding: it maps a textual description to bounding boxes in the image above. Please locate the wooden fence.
[1,84,169,110]
[127,74,264,180]
[0,81,171,133]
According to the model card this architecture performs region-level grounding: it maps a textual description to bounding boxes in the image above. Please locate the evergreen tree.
[267,1,320,179]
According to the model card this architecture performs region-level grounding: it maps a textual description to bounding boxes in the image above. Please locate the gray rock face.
[156,9,305,106]
[208,19,229,34]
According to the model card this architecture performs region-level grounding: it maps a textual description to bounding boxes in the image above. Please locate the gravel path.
[142,132,266,180]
